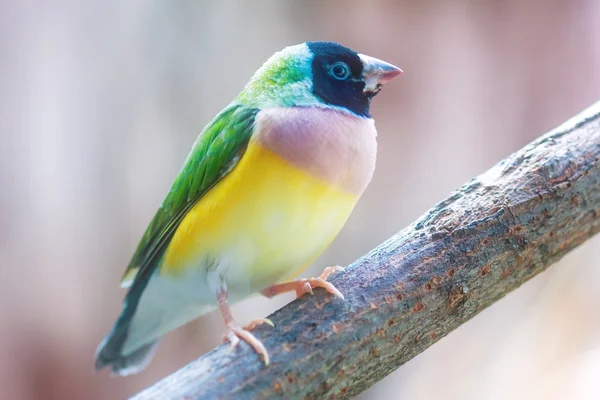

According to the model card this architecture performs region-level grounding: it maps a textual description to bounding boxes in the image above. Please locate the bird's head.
[237,41,401,117]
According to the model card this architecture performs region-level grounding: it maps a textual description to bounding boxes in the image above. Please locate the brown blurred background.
[1,1,600,399]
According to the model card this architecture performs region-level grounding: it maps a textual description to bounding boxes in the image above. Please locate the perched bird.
[95,41,401,375]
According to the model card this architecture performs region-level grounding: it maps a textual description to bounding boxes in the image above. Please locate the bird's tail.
[94,313,160,376]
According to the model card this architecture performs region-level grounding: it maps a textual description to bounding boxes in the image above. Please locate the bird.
[94,41,401,376]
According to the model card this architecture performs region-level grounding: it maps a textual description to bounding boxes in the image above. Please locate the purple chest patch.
[254,107,378,195]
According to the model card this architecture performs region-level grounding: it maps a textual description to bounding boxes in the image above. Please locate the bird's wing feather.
[120,104,259,288]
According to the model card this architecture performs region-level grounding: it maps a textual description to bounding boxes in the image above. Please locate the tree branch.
[132,102,600,400]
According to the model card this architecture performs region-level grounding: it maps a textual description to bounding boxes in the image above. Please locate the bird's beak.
[359,54,402,95]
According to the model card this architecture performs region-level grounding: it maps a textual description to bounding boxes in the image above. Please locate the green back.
[121,104,258,286]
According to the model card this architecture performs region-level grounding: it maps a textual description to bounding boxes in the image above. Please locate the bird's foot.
[215,286,272,365]
[223,320,271,365]
[244,317,274,330]
[261,266,345,300]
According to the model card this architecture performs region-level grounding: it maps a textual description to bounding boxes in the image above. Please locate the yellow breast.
[160,140,360,291]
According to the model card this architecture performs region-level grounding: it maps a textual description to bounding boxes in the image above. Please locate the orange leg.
[261,266,345,300]
[216,287,273,365]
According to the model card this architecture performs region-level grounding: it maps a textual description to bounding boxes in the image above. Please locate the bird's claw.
[295,266,345,299]
[244,317,274,330]
[222,322,270,365]
[319,265,345,280]
[260,265,345,300]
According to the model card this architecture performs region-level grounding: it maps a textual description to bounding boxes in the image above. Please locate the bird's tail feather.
[95,339,159,376]
[94,314,160,376]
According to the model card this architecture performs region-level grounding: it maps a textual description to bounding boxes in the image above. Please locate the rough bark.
[132,102,600,400]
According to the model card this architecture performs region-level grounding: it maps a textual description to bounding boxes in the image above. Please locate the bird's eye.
[328,62,351,80]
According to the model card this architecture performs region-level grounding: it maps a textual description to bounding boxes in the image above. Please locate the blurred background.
[1,0,600,399]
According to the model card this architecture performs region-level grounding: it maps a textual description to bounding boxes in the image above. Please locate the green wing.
[120,104,259,288]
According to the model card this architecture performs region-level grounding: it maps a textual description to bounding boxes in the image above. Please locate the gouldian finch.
[95,41,401,375]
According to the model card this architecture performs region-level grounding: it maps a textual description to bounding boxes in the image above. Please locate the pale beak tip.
[386,66,403,79]
[377,65,402,85]
[358,53,403,86]
[358,53,402,95]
